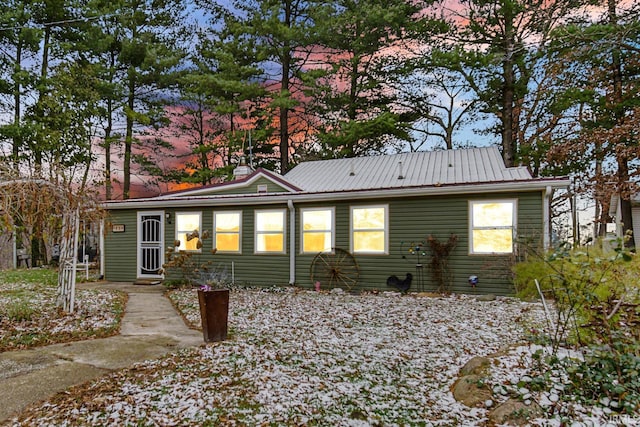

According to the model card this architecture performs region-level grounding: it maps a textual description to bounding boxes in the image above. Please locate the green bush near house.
[512,239,640,416]
[513,241,640,345]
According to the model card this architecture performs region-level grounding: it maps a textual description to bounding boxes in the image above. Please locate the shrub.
[512,257,554,300]
[513,237,640,415]
[161,230,224,287]
[563,342,640,414]
[514,240,640,347]
[426,234,458,293]
[5,300,35,322]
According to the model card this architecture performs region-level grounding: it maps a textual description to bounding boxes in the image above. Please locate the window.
[255,209,286,253]
[214,211,241,253]
[351,205,388,254]
[469,200,516,254]
[175,212,202,251]
[301,208,334,253]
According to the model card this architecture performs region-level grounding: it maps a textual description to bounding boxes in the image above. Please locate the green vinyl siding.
[106,205,293,285]
[105,190,544,294]
[294,191,543,295]
[103,210,140,282]
[212,206,291,286]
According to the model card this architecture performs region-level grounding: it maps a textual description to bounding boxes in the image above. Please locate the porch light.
[165,212,171,224]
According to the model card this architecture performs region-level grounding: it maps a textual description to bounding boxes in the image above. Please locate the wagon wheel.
[310,248,359,291]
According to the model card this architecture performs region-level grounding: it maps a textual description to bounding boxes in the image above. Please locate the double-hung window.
[255,209,286,254]
[469,200,516,254]
[301,208,334,253]
[351,205,388,254]
[175,212,202,252]
[213,211,241,253]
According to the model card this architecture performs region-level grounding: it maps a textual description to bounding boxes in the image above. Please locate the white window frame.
[300,207,335,254]
[350,204,389,255]
[254,209,287,254]
[213,211,242,254]
[175,211,202,253]
[468,199,517,255]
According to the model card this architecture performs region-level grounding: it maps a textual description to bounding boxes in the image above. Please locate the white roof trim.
[105,178,569,210]
[156,170,299,198]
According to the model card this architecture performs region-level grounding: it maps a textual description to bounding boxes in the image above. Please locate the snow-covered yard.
[12,289,564,426]
[7,288,639,426]
[0,280,126,351]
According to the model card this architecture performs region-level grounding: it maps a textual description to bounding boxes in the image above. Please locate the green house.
[103,147,568,294]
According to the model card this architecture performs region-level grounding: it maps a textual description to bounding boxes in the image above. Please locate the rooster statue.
[386,273,413,293]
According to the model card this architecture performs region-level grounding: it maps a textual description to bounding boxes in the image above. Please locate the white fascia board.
[105,178,570,210]
[155,172,298,199]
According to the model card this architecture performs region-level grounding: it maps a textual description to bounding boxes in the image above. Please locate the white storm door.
[137,211,164,278]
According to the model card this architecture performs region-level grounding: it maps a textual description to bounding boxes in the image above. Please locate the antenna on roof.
[248,130,254,169]
[397,161,404,180]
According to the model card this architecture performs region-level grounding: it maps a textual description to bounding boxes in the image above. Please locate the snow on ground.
[0,282,125,350]
[13,289,557,426]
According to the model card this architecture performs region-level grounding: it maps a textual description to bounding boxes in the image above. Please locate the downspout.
[543,186,552,249]
[288,200,296,285]
[99,220,105,279]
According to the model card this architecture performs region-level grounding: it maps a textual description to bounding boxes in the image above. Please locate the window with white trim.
[255,209,286,253]
[175,212,202,252]
[351,205,388,254]
[301,208,334,253]
[469,200,516,254]
[213,211,241,253]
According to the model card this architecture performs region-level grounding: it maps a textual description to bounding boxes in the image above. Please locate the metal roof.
[105,147,569,209]
[284,147,533,192]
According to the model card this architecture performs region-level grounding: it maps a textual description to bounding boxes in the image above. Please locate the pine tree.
[428,0,582,166]
[310,0,425,158]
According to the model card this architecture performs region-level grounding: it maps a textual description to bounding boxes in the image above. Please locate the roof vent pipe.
[397,161,404,180]
[349,162,355,176]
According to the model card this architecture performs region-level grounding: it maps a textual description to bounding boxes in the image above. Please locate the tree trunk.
[104,51,117,200]
[124,68,135,200]
[34,26,52,175]
[501,5,516,167]
[198,106,210,185]
[12,37,22,169]
[105,99,113,200]
[608,0,634,248]
[279,0,292,174]
[347,51,360,157]
[445,95,454,150]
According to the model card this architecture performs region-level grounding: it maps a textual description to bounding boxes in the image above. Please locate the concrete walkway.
[0,283,203,424]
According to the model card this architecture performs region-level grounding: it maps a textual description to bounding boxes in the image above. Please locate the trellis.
[57,208,80,312]
[0,169,103,314]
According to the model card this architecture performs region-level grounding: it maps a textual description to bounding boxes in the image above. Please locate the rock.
[451,375,493,407]
[415,292,442,298]
[459,356,491,376]
[330,288,344,294]
[488,398,544,426]
[476,294,497,302]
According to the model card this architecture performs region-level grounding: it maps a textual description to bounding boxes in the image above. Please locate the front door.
[137,211,164,278]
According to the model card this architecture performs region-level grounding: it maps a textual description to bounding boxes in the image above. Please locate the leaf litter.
[9,289,635,426]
